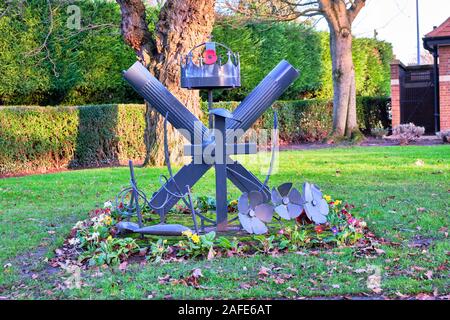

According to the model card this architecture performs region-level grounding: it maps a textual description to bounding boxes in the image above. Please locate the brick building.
[391,17,450,133]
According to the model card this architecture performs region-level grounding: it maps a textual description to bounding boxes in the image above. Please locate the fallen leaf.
[207,247,215,260]
[412,266,426,271]
[396,291,409,298]
[239,283,252,290]
[138,248,148,256]
[371,287,382,294]
[273,277,285,284]
[173,268,205,288]
[158,274,171,284]
[258,266,270,277]
[118,261,128,272]
[287,287,299,294]
[416,293,433,300]
[191,268,203,279]
[416,207,426,212]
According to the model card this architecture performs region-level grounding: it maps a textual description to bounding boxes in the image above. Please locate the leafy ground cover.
[0,145,448,299]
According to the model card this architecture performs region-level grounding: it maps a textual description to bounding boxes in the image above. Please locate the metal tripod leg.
[226,161,271,201]
[150,162,211,221]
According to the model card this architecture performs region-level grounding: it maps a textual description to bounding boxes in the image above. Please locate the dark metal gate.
[400,66,435,134]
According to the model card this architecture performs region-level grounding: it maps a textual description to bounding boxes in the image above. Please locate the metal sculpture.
[122,41,300,232]
[237,191,274,235]
[115,116,199,236]
[271,183,303,220]
[301,182,329,224]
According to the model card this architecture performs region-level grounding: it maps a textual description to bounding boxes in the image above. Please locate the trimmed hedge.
[211,24,393,101]
[0,2,392,105]
[201,97,391,142]
[0,98,390,174]
[0,105,146,174]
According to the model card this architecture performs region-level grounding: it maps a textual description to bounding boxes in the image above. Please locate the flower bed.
[50,195,375,269]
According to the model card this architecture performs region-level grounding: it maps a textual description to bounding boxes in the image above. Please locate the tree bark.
[117,0,215,166]
[320,0,362,138]
[329,28,357,137]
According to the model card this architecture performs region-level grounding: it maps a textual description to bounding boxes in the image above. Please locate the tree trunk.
[146,0,215,166]
[329,28,357,137]
[117,0,215,166]
[319,0,365,139]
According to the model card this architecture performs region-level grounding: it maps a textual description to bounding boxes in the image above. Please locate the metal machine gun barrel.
[228,60,299,136]
[123,62,208,143]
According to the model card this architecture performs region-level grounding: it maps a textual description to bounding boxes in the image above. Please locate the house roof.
[425,17,450,38]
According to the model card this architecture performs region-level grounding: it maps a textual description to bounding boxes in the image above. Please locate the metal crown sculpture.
[117,40,329,236]
[181,42,240,89]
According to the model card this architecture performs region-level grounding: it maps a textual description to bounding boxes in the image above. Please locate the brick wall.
[439,45,450,130]
[390,60,405,128]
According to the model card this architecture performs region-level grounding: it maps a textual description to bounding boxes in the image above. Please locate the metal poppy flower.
[271,183,303,220]
[238,191,274,234]
[301,182,329,224]
[203,49,217,65]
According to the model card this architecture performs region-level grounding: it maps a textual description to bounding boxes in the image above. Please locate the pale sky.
[316,0,450,65]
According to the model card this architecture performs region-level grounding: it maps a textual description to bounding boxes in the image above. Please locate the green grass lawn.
[0,145,449,299]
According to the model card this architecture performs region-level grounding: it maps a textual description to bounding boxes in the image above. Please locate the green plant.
[324,198,366,246]
[1,2,392,106]
[80,237,139,267]
[215,236,242,256]
[148,239,171,263]
[371,124,389,139]
[201,97,390,142]
[74,208,116,250]
[253,234,276,254]
[277,226,311,250]
[0,1,141,106]
[194,195,216,213]
[177,231,217,259]
[212,22,392,102]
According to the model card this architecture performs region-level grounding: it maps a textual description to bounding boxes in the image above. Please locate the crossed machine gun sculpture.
[115,41,329,236]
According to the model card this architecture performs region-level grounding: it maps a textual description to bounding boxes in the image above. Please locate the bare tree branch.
[25,0,58,77]
[347,0,366,22]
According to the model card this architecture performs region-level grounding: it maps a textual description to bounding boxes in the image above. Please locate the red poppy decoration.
[314,225,325,234]
[203,49,217,65]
